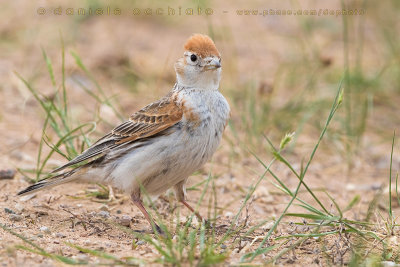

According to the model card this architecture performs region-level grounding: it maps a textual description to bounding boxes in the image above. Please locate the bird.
[18,34,230,234]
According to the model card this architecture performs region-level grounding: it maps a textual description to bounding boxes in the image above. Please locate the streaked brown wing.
[52,92,183,172]
[112,94,183,144]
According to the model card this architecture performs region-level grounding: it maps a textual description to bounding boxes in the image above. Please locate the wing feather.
[52,92,182,173]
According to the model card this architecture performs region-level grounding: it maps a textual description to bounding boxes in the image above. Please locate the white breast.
[177,88,230,166]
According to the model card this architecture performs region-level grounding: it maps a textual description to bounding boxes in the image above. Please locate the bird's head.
[175,34,222,90]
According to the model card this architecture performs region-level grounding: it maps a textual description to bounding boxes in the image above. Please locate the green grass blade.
[396,173,400,207]
[275,230,340,240]
[65,242,143,265]
[15,246,83,265]
[70,51,124,120]
[285,213,338,221]
[324,190,343,219]
[343,195,361,213]
[60,32,67,116]
[1,223,82,265]
[41,48,56,87]
[389,130,395,218]
[263,135,330,215]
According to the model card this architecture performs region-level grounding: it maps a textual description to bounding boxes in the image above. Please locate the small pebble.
[224,211,233,218]
[88,211,96,216]
[0,169,16,180]
[136,240,145,245]
[99,204,109,211]
[119,215,132,226]
[37,211,48,216]
[55,232,66,238]
[9,214,23,221]
[5,208,15,214]
[382,261,397,267]
[97,211,110,218]
[261,221,275,231]
[40,226,51,233]
[220,244,227,249]
[116,210,122,214]
[84,240,93,246]
[37,234,44,238]
[75,254,89,262]
[14,203,24,213]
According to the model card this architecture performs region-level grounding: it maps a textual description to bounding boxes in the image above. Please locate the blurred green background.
[1,0,399,161]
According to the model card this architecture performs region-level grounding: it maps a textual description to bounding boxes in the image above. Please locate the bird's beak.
[204,58,221,71]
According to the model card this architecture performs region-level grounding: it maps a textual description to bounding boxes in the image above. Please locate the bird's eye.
[190,54,197,62]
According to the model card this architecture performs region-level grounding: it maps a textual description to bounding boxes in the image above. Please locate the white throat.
[176,68,221,90]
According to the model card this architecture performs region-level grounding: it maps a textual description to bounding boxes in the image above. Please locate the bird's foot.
[203,219,213,229]
[133,224,167,237]
[154,224,167,238]
[133,229,148,234]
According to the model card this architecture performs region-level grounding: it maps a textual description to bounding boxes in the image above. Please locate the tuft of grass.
[0,222,142,265]
[112,173,232,266]
[15,40,122,183]
[85,183,110,200]
[0,222,82,265]
[241,78,345,263]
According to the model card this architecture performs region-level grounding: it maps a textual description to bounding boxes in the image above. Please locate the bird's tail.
[17,167,83,196]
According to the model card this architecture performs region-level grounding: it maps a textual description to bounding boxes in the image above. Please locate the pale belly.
[102,120,223,196]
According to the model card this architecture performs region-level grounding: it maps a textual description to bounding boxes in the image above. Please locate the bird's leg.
[107,185,115,202]
[174,180,204,223]
[131,193,163,235]
[181,200,204,222]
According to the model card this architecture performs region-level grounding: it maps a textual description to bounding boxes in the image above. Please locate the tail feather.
[17,168,81,196]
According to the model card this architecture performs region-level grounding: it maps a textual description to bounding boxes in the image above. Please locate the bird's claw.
[154,224,167,237]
